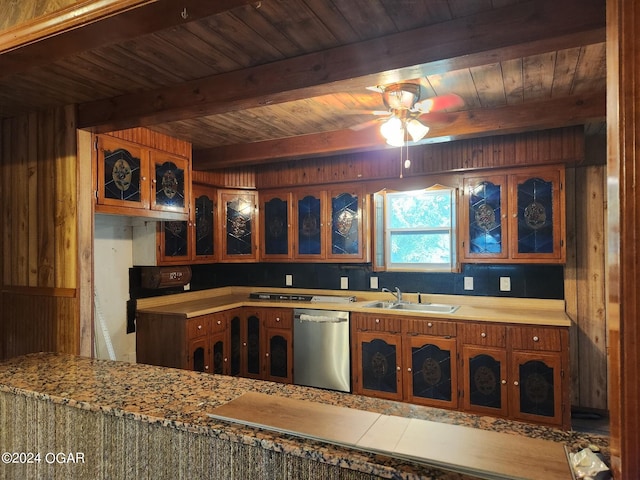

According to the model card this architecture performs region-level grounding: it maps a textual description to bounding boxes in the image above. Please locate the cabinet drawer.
[187,317,210,338]
[210,315,227,333]
[264,310,292,329]
[404,317,456,337]
[508,326,562,351]
[460,323,506,347]
[353,313,402,333]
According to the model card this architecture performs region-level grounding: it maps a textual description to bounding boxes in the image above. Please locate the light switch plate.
[499,276,511,292]
[370,277,379,289]
[463,277,474,291]
[340,277,349,289]
[285,274,293,286]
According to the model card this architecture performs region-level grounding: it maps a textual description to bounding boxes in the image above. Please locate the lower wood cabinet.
[459,323,568,427]
[228,307,293,383]
[137,311,230,374]
[352,313,569,429]
[137,307,293,383]
[352,314,458,410]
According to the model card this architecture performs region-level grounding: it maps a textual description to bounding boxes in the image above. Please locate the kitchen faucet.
[382,287,403,303]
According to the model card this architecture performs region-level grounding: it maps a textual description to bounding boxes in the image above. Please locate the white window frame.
[373,185,457,272]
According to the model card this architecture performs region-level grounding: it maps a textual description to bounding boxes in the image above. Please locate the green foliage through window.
[375,187,456,271]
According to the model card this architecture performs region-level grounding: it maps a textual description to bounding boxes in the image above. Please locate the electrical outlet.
[463,277,474,291]
[285,274,293,286]
[499,276,511,292]
[340,277,349,289]
[370,276,379,289]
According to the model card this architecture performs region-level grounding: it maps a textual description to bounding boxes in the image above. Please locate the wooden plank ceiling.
[0,0,606,169]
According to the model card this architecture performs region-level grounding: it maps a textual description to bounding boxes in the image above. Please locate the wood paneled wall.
[565,164,608,411]
[256,126,584,189]
[0,106,80,360]
[105,127,191,158]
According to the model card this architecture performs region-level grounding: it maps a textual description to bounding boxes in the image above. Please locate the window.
[374,186,457,272]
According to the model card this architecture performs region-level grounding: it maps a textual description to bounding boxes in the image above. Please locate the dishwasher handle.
[295,313,348,323]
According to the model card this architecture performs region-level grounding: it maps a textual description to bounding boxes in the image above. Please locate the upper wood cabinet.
[219,189,258,262]
[292,186,368,262]
[156,183,217,265]
[95,134,190,221]
[461,165,565,264]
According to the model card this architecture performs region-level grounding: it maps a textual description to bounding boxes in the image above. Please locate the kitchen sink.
[389,303,460,314]
[363,300,460,314]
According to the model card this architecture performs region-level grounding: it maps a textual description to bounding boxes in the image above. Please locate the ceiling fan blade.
[415,93,464,113]
[416,111,457,124]
[349,118,383,131]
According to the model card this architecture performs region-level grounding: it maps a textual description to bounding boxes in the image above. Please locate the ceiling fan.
[354,83,463,146]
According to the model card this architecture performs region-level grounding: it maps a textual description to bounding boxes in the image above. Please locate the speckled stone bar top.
[0,353,606,479]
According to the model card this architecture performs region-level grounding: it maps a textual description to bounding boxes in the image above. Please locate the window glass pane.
[387,191,451,228]
[389,231,451,264]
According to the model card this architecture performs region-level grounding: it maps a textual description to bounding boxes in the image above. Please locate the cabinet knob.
[501,379,507,385]
[533,336,539,342]
[407,367,412,372]
[197,325,202,330]
[396,366,401,371]
[513,380,519,386]
[242,342,247,347]
[375,318,380,324]
[216,320,222,325]
[427,322,433,328]
[205,365,209,370]
[276,317,281,322]
[480,332,487,338]
[265,352,269,357]
[224,358,228,362]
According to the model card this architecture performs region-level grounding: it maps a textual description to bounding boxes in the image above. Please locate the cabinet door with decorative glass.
[96,135,150,210]
[150,152,190,215]
[219,190,258,262]
[327,187,367,261]
[461,174,508,261]
[509,167,565,262]
[294,192,325,260]
[261,191,293,260]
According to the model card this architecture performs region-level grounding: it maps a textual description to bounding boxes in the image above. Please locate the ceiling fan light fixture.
[406,118,429,142]
[380,116,404,145]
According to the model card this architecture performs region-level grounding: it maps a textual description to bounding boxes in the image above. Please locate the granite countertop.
[0,353,605,479]
[135,287,572,327]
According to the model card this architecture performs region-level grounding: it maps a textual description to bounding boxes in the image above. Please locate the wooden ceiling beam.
[78,0,605,131]
[0,0,255,76]
[192,92,606,169]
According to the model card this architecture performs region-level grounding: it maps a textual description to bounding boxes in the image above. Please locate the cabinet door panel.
[159,220,190,262]
[296,194,323,258]
[151,153,189,213]
[328,189,366,260]
[354,331,402,400]
[266,329,292,383]
[510,352,563,425]
[188,337,209,373]
[406,336,457,408]
[509,168,564,262]
[245,313,262,378]
[210,331,228,375]
[193,186,216,260]
[462,346,508,417]
[462,175,508,260]
[97,136,150,210]
[220,190,257,261]
[262,192,293,259]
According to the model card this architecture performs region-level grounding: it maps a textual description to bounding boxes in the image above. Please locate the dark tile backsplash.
[180,262,564,299]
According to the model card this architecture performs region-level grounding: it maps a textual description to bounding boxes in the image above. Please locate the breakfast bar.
[0,352,606,480]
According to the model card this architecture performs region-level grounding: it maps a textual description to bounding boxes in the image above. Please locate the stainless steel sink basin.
[389,303,460,314]
[363,300,460,314]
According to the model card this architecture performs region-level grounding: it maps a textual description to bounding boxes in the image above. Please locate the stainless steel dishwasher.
[293,308,351,393]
